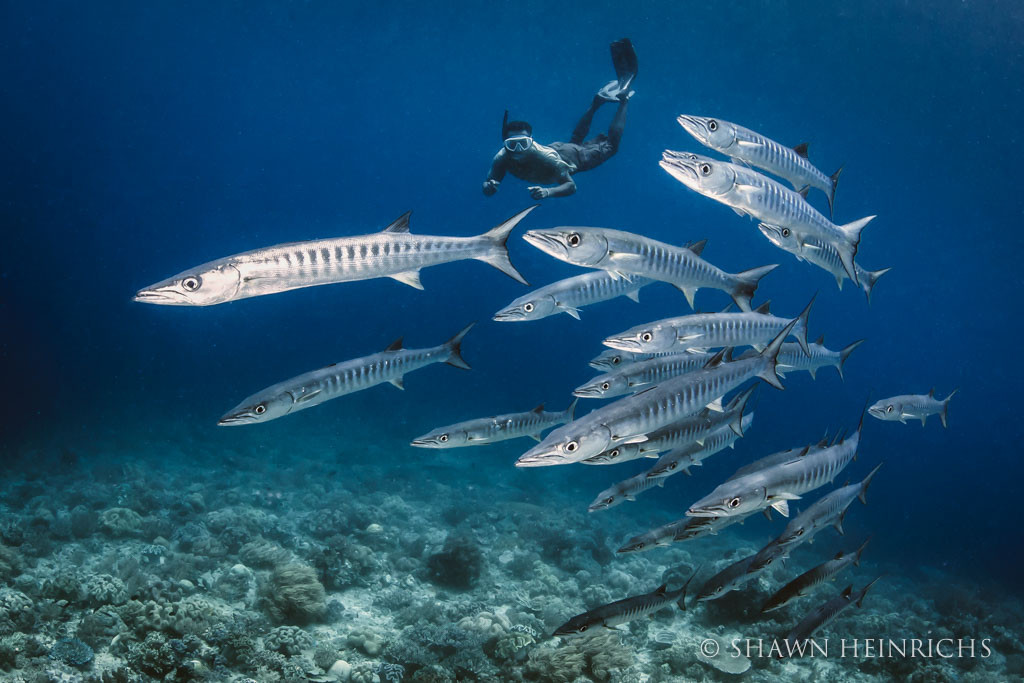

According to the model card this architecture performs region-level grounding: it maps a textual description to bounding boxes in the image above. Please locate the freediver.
[482,38,637,200]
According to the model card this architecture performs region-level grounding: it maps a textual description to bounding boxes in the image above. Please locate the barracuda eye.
[611,357,621,365]
[182,276,201,291]
[254,404,266,415]
[439,434,449,442]
[700,163,712,176]
[601,382,610,391]
[523,302,534,313]
[641,332,653,343]
[579,625,589,632]
[715,586,723,594]
[765,558,773,566]
[609,449,620,458]
[604,497,614,505]
[708,120,718,131]
[668,463,677,470]
[567,233,582,247]
[781,228,790,237]
[728,497,741,509]
[886,405,894,413]
[796,528,804,536]
[565,441,579,453]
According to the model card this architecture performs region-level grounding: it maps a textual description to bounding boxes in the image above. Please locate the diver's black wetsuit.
[484,96,629,198]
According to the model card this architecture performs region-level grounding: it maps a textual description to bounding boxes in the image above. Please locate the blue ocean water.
[3,1,1023,680]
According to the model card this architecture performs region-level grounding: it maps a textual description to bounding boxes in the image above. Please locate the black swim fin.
[610,38,638,88]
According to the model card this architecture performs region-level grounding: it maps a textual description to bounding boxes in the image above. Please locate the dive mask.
[504,135,533,152]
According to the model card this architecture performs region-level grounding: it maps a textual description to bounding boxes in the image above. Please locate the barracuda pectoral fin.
[556,302,582,320]
[389,377,405,390]
[295,389,322,404]
[678,333,704,344]
[389,269,424,289]
[729,157,752,168]
[695,438,705,446]
[607,270,634,283]
[735,140,762,149]
[769,493,801,517]
[731,207,746,217]
[614,434,649,445]
[734,182,763,198]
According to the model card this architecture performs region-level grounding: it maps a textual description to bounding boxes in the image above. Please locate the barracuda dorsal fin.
[754,300,771,315]
[704,347,728,368]
[687,239,708,256]
[816,437,829,448]
[385,337,404,351]
[796,185,811,200]
[842,585,854,599]
[625,289,642,303]
[793,143,809,158]
[295,389,322,403]
[383,211,412,233]
[654,583,669,595]
[390,270,424,289]
[816,335,825,345]
[531,404,545,413]
[928,387,935,397]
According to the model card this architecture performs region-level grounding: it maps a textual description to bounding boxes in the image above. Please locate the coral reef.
[262,562,327,624]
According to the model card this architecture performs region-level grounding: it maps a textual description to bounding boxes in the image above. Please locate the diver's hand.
[482,179,499,196]
[529,186,550,200]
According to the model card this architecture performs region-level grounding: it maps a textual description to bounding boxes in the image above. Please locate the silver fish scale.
[658,311,794,350]
[583,354,711,398]
[779,439,858,495]
[732,167,845,244]
[773,230,875,286]
[644,405,738,452]
[590,349,689,371]
[603,232,739,292]
[777,342,835,372]
[734,129,831,195]
[552,270,651,306]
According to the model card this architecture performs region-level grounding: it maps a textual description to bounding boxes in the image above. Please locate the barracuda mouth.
[603,336,643,351]
[409,437,442,448]
[659,156,700,187]
[572,386,605,398]
[492,309,524,322]
[757,223,785,246]
[687,506,725,518]
[133,287,188,305]
[217,413,258,426]
[867,406,886,419]
[676,115,707,140]
[523,230,569,259]
[515,453,569,467]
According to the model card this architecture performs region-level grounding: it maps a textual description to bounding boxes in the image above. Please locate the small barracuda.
[493,270,653,322]
[869,389,958,428]
[660,151,873,284]
[677,115,843,217]
[553,572,696,637]
[588,470,665,512]
[589,348,689,371]
[134,208,534,306]
[409,399,577,448]
[616,520,690,554]
[602,297,814,355]
[516,323,794,467]
[783,579,882,652]
[218,324,474,426]
[761,538,871,613]
[757,222,891,302]
[687,411,864,518]
[747,337,865,380]
[645,413,754,479]
[674,511,758,542]
[618,511,757,553]
[523,227,776,311]
[574,352,712,399]
[695,554,758,601]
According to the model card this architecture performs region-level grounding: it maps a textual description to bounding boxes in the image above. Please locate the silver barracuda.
[589,348,688,371]
[553,572,696,638]
[677,115,843,216]
[645,413,755,479]
[616,520,690,554]
[695,554,759,601]
[603,297,814,356]
[523,227,776,311]
[218,324,474,426]
[588,470,665,512]
[869,389,958,428]
[410,399,577,448]
[674,511,759,543]
[727,435,835,482]
[757,222,891,302]
[783,579,882,652]
[761,538,871,613]
[574,352,712,399]
[687,412,865,518]
[757,336,864,380]
[516,323,795,467]
[134,208,534,306]
[493,270,653,322]
[660,151,873,284]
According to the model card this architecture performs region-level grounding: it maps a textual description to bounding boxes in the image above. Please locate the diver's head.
[502,111,534,155]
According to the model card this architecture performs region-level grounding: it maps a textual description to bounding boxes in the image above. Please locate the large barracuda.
[134,208,534,306]
[645,413,754,479]
[869,389,958,428]
[687,413,864,518]
[603,298,813,355]
[218,324,474,426]
[410,399,577,448]
[589,348,687,371]
[660,151,873,284]
[553,573,696,638]
[745,336,865,380]
[574,352,712,399]
[516,322,795,467]
[493,270,653,322]
[677,115,843,216]
[783,579,882,652]
[761,538,871,613]
[757,222,891,302]
[523,227,776,311]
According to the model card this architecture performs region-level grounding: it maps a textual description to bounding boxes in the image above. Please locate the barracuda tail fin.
[727,385,757,435]
[758,318,798,390]
[837,339,866,380]
[792,294,816,356]
[940,388,959,428]
[731,264,778,312]
[444,322,475,370]
[858,462,883,504]
[477,206,536,285]
[853,536,872,566]
[565,397,579,422]
[828,166,844,218]
[856,576,883,608]
[860,267,891,304]
[836,215,875,284]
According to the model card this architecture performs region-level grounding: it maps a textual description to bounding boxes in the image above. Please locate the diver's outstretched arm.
[530,178,576,199]
[483,152,508,196]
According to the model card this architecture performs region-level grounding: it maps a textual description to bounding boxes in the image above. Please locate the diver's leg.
[570,95,605,145]
[607,99,628,152]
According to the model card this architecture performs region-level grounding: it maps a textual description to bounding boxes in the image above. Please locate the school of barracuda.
[134,107,961,656]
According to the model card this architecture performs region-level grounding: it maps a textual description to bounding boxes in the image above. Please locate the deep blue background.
[2,2,1022,587]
